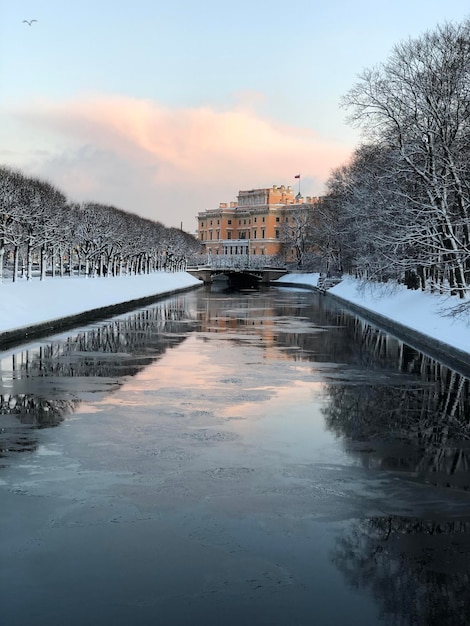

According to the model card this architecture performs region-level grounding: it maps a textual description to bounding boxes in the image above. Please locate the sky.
[1,272,469,360]
[1,1,469,232]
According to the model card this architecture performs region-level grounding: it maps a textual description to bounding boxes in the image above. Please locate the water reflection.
[2,288,470,492]
[314,315,470,624]
[332,515,470,626]
[2,286,470,625]
[318,317,470,491]
[178,287,470,491]
[201,288,470,624]
[197,291,470,494]
[0,297,197,459]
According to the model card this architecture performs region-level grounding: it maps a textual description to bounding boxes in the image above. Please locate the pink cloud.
[10,94,355,228]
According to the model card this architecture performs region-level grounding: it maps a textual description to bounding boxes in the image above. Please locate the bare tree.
[13,176,68,280]
[0,167,28,282]
[342,19,470,297]
[0,167,201,284]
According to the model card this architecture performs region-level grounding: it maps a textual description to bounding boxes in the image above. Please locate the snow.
[0,270,468,357]
[0,272,201,334]
[275,273,470,355]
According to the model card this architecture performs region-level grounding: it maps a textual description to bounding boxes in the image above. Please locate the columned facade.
[196,185,319,261]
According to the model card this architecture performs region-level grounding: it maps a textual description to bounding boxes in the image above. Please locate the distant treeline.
[316,18,470,303]
[0,166,202,281]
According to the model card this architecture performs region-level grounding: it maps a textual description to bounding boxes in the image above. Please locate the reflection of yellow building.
[195,301,294,363]
[197,185,319,259]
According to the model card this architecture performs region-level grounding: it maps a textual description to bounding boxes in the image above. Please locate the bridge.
[186,264,288,287]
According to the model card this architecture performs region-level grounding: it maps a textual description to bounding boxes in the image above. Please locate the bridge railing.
[191,254,286,271]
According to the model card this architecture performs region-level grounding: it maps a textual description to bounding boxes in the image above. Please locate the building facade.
[196,185,319,261]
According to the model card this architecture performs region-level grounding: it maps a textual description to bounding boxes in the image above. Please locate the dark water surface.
[1,285,470,626]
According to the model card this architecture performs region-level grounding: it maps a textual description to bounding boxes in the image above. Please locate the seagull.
[23,19,37,26]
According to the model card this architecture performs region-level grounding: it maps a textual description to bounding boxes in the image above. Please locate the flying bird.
[23,20,38,26]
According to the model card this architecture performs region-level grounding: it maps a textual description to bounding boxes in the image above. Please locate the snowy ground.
[0,270,468,356]
[276,273,470,356]
[0,272,201,334]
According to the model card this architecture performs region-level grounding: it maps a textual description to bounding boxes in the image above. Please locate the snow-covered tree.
[279,206,318,269]
[0,167,28,282]
[0,167,201,283]
[341,19,470,296]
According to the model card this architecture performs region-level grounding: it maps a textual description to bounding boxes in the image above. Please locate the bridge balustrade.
[205,254,285,270]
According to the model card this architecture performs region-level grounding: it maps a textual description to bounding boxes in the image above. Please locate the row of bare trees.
[0,166,202,282]
[313,19,470,299]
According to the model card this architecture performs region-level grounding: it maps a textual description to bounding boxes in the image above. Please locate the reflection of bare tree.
[0,395,76,459]
[8,302,196,380]
[332,515,470,626]
[0,394,76,427]
[321,316,470,489]
[0,297,197,460]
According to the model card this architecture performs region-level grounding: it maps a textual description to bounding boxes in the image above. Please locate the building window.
[253,230,257,239]
[261,229,265,238]
[243,219,246,225]
[276,216,280,222]
[201,233,204,241]
[285,216,289,222]
[239,220,241,225]
[210,232,213,240]
[210,220,213,226]
[216,230,220,239]
[275,230,280,239]
[227,232,232,239]
[217,219,220,225]
[254,217,257,223]
[262,217,265,223]
[228,219,232,225]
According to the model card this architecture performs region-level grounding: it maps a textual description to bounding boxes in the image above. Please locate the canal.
[1,284,469,625]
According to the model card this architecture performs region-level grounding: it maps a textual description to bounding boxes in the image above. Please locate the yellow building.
[197,185,319,260]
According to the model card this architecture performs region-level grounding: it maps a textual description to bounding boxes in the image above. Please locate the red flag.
[294,174,300,179]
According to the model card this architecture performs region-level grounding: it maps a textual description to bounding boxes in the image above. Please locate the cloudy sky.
[1,1,469,231]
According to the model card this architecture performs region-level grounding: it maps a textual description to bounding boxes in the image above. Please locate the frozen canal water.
[1,285,470,625]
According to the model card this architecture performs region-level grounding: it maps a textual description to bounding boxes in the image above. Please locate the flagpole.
[294,174,301,199]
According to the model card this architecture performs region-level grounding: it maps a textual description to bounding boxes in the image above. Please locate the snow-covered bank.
[0,272,201,337]
[1,270,469,362]
[275,273,470,357]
